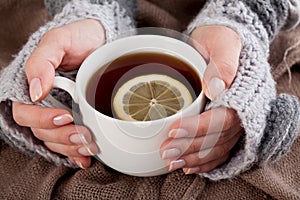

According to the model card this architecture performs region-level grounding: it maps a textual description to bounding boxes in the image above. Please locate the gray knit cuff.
[259,94,300,163]
[186,1,299,180]
[283,0,300,30]
[0,0,134,167]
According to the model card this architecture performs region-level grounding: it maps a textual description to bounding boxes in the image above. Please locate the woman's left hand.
[161,107,243,174]
[160,25,244,174]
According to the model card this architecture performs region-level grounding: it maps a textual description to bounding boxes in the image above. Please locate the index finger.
[168,107,240,138]
[12,102,73,129]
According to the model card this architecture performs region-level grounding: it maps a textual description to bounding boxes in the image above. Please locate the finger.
[12,102,73,129]
[45,142,99,158]
[31,125,93,145]
[72,156,92,169]
[191,26,242,100]
[168,107,240,138]
[25,19,105,102]
[183,153,230,174]
[161,125,242,160]
[25,28,68,102]
[178,131,243,169]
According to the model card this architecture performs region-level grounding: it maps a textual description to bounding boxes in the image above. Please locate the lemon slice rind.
[113,74,193,121]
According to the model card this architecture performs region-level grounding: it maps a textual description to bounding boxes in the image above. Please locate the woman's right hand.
[12,19,106,168]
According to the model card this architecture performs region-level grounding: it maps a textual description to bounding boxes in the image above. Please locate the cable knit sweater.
[0,0,299,180]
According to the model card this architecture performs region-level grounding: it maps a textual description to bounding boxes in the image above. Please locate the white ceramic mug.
[53,35,207,176]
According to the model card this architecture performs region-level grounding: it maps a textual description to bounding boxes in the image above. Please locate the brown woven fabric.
[0,0,299,199]
[0,0,48,69]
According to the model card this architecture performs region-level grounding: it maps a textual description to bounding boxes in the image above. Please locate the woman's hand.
[12,19,105,168]
[12,102,99,169]
[160,25,244,174]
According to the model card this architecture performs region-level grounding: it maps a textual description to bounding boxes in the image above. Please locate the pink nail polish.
[70,134,89,145]
[29,78,43,102]
[168,159,186,171]
[78,146,95,156]
[53,114,74,126]
[75,160,85,169]
[162,148,181,159]
[168,129,189,138]
[207,77,225,100]
[185,167,201,174]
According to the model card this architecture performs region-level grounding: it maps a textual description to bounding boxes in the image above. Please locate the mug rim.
[76,34,207,124]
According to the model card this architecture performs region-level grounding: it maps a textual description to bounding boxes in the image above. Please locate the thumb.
[202,40,241,101]
[191,26,241,101]
[25,31,66,102]
[202,58,235,101]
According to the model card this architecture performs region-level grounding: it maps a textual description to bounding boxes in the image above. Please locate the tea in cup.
[53,34,207,176]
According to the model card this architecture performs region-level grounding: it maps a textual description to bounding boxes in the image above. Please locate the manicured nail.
[168,159,186,171]
[184,167,201,174]
[207,77,225,100]
[78,146,95,156]
[75,160,85,169]
[70,134,89,145]
[53,114,74,126]
[162,148,181,159]
[168,129,189,138]
[29,78,43,102]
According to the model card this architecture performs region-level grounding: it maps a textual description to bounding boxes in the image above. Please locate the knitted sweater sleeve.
[186,0,300,180]
[0,0,135,167]
[44,0,137,41]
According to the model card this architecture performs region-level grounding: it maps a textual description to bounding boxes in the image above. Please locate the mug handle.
[53,76,78,103]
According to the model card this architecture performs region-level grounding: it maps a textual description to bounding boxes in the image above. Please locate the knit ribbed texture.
[0,0,135,167]
[259,94,300,163]
[44,0,137,21]
[44,0,137,41]
[285,0,300,30]
[187,0,300,180]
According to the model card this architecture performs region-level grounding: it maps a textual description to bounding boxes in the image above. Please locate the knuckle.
[181,139,194,153]
[183,154,200,168]
[189,139,202,154]
[43,27,63,40]
[31,128,43,140]
[38,109,53,127]
[188,143,198,154]
[218,108,239,131]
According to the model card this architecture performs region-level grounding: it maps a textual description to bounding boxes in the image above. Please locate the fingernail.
[168,129,189,138]
[207,77,225,100]
[184,167,201,174]
[29,78,43,102]
[70,134,89,145]
[168,159,186,171]
[78,146,95,156]
[53,114,74,126]
[162,148,181,159]
[75,160,85,169]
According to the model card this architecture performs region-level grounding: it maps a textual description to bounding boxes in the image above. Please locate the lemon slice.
[113,74,193,121]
